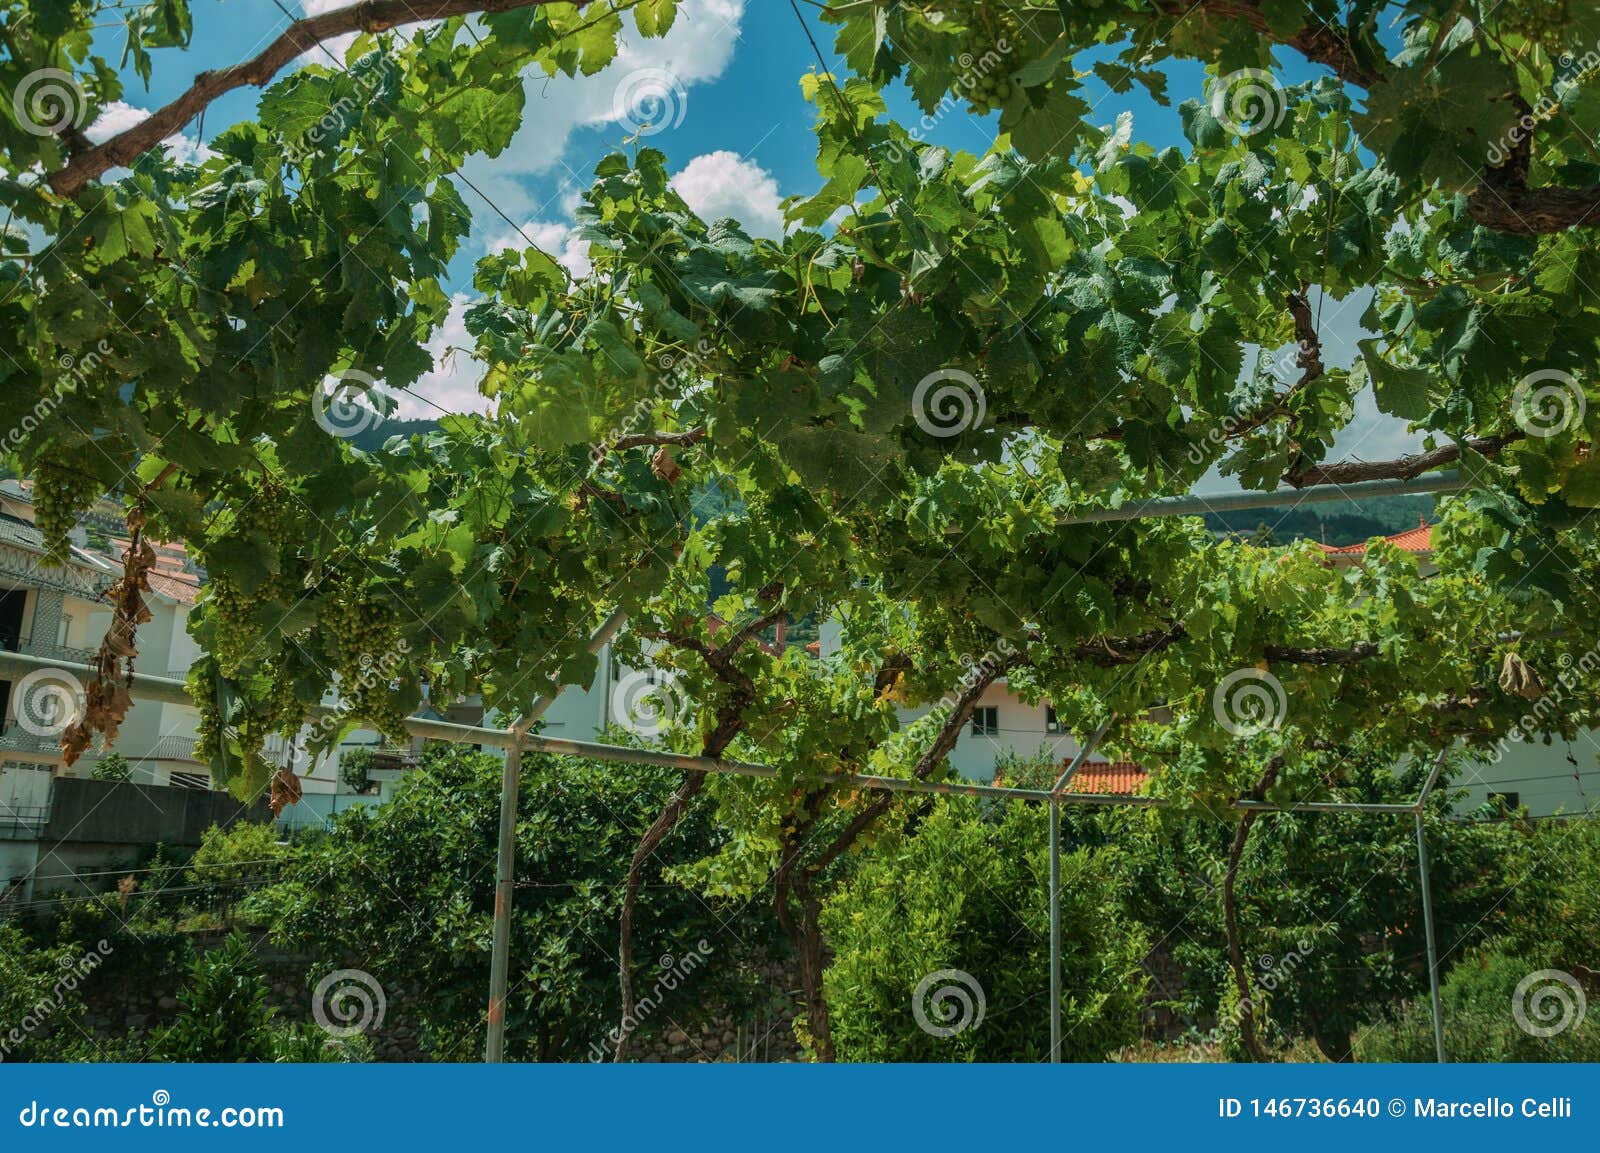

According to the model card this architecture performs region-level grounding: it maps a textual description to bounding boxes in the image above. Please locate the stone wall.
[628,961,805,1063]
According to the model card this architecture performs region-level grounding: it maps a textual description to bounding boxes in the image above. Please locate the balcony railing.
[0,723,62,756]
[0,630,97,666]
[0,804,48,839]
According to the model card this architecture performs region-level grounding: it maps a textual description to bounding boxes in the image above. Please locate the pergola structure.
[0,468,1559,1068]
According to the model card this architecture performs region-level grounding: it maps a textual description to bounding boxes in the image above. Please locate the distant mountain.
[348,418,439,453]
[1203,494,1436,547]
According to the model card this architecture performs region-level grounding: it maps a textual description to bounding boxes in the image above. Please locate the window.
[971,707,999,737]
[1488,791,1521,812]
[1045,706,1062,734]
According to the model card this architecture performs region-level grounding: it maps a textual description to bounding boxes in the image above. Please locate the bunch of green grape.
[193,657,303,786]
[203,480,306,677]
[323,578,412,741]
[1497,0,1576,54]
[32,459,103,562]
[956,5,1023,115]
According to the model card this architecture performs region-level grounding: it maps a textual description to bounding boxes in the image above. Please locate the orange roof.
[1316,517,1433,558]
[108,536,202,606]
[1068,761,1150,794]
[991,758,1151,793]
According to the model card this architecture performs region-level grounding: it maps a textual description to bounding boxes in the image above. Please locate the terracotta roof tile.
[1068,761,1150,794]
[1315,517,1433,558]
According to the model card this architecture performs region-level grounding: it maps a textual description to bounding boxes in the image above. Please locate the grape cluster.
[32,459,102,562]
[204,480,305,677]
[194,657,303,788]
[1498,1,1572,52]
[323,578,411,741]
[964,69,1015,115]
[955,5,1023,115]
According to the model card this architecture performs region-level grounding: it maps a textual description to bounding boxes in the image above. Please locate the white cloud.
[670,150,784,239]
[390,293,492,420]
[486,219,593,279]
[85,101,217,165]
[455,0,746,223]
[297,0,363,63]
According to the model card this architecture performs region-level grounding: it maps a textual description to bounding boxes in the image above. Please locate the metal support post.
[485,609,629,1062]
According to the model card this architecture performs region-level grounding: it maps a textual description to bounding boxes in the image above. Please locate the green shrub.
[1357,945,1600,1062]
[822,797,1147,1061]
[1500,817,1600,974]
[339,746,379,795]
[265,743,781,1061]
[90,753,133,782]
[0,923,97,1061]
[157,933,278,1061]
[184,822,288,924]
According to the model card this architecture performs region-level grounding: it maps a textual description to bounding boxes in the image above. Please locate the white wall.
[1454,731,1600,817]
[897,682,1083,781]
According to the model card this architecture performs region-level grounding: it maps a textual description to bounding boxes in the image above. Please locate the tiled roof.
[990,759,1152,794]
[1316,517,1433,557]
[108,536,202,606]
[1068,761,1150,794]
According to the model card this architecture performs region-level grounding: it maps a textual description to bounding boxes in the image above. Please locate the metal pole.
[1411,745,1450,1064]
[485,609,630,1063]
[1049,796,1061,1063]
[1054,471,1467,526]
[1414,809,1447,1063]
[485,735,524,1062]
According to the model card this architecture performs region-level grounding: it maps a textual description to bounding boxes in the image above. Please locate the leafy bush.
[90,753,133,782]
[1358,945,1600,1062]
[0,923,94,1061]
[1500,817,1600,975]
[265,743,782,1061]
[339,746,380,795]
[1057,759,1530,1061]
[157,933,277,1061]
[184,822,287,917]
[822,797,1147,1061]
[155,933,361,1063]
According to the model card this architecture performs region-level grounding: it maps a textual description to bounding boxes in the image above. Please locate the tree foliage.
[822,797,1147,1061]
[263,743,781,1061]
[8,0,1600,1061]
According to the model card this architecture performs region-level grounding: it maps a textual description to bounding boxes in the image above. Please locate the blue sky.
[87,1,1416,473]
